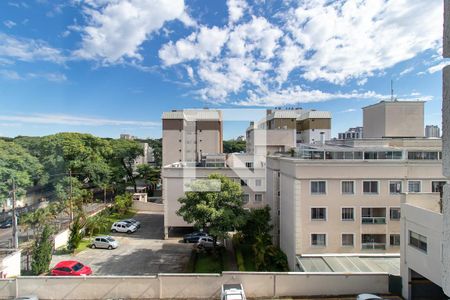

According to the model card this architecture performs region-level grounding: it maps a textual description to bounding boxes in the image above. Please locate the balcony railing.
[361,243,386,250]
[361,217,386,224]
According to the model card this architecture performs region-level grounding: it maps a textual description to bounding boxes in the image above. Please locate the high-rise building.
[162,109,223,166]
[425,125,441,138]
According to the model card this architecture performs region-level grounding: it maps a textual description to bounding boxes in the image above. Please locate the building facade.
[338,127,364,140]
[425,125,441,138]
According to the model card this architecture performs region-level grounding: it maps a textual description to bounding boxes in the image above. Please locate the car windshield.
[125,223,133,227]
[106,237,115,242]
[72,263,84,271]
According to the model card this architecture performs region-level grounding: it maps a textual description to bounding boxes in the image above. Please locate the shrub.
[31,225,53,275]
[235,245,246,271]
[114,193,133,215]
[67,216,84,251]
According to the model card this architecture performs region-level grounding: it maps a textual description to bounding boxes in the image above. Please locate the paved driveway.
[51,212,192,275]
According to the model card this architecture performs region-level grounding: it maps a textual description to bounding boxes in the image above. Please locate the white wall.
[0,251,20,278]
[54,229,70,249]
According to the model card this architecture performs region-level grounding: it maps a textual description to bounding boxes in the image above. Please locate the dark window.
[342,234,354,247]
[311,208,326,220]
[342,181,354,194]
[311,234,326,246]
[363,181,378,194]
[432,181,447,193]
[389,181,402,194]
[390,234,400,246]
[390,208,401,220]
[341,208,354,220]
[311,181,326,194]
[409,231,427,252]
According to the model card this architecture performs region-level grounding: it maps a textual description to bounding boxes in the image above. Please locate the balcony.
[362,217,386,224]
[361,234,386,250]
[361,243,386,250]
[361,208,386,225]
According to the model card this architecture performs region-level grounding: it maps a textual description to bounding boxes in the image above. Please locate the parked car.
[90,236,118,250]
[50,261,92,276]
[14,296,39,300]
[196,236,221,249]
[122,218,141,228]
[111,221,137,233]
[183,231,209,243]
[0,219,12,229]
[356,294,383,300]
[221,284,246,300]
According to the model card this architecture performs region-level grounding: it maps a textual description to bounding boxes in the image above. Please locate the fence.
[132,200,164,213]
[0,272,389,299]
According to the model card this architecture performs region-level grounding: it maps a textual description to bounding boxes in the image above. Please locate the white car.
[196,236,222,249]
[221,284,246,300]
[356,294,383,300]
[90,236,118,249]
[111,221,137,234]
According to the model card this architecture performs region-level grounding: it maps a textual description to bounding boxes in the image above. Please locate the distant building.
[338,127,363,140]
[236,135,245,142]
[120,133,137,140]
[425,125,441,138]
[363,101,425,138]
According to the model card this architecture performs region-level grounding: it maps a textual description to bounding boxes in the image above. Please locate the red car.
[50,260,92,276]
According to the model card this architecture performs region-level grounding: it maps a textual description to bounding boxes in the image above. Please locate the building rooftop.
[297,256,400,275]
[362,100,425,110]
[162,109,222,120]
[298,110,332,120]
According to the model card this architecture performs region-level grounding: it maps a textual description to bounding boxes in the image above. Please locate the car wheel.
[127,230,131,234]
[91,244,96,249]
[111,229,116,233]
[108,245,112,250]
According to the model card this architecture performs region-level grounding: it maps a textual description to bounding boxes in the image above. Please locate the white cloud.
[3,20,16,28]
[399,67,414,76]
[0,70,21,80]
[0,32,66,64]
[0,114,159,127]
[425,61,450,74]
[0,70,67,82]
[74,0,190,64]
[340,108,357,113]
[227,0,247,24]
[158,0,442,105]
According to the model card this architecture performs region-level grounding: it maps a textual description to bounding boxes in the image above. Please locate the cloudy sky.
[0,0,447,139]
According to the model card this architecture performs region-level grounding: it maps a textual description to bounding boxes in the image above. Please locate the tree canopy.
[177,173,246,239]
[223,139,246,153]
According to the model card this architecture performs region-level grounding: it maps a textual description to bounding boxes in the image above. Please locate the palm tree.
[85,214,108,237]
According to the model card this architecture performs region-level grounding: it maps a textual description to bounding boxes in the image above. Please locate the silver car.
[90,236,118,250]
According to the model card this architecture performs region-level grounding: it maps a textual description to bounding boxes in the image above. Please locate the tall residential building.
[267,138,444,270]
[338,127,363,140]
[296,111,332,144]
[162,109,223,166]
[425,125,441,138]
[363,101,425,138]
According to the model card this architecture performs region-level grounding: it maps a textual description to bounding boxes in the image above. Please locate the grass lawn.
[74,238,92,254]
[194,251,223,273]
[239,243,256,271]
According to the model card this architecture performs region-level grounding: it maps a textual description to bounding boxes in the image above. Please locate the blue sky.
[0,0,448,139]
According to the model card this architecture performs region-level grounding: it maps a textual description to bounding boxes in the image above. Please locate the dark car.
[183,231,209,243]
[0,219,13,229]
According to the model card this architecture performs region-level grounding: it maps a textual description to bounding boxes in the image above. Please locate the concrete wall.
[54,229,70,249]
[132,200,164,213]
[443,1,449,295]
[0,272,389,299]
[0,251,20,278]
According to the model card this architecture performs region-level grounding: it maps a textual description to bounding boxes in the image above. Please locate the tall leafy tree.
[31,225,53,275]
[223,139,246,153]
[136,164,160,195]
[177,173,246,240]
[109,139,144,192]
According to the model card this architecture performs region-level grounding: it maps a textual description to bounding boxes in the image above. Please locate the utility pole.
[11,178,18,249]
[69,169,73,222]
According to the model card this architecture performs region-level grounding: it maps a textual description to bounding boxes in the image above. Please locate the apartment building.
[363,101,424,138]
[162,153,266,238]
[267,139,445,270]
[425,125,441,138]
[296,110,332,144]
[338,127,364,140]
[162,109,223,166]
[400,193,448,299]
[245,125,296,155]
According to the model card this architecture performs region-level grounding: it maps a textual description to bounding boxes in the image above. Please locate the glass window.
[242,194,249,204]
[342,234,354,247]
[408,181,421,193]
[311,234,326,246]
[311,208,326,220]
[255,179,262,187]
[390,234,400,246]
[389,181,402,194]
[342,181,354,194]
[390,208,401,220]
[363,181,378,194]
[431,181,447,193]
[240,179,247,186]
[409,231,427,252]
[254,194,262,202]
[245,162,253,168]
[341,208,354,221]
[311,181,326,194]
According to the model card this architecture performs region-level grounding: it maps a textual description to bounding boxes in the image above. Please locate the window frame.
[310,207,327,221]
[362,180,379,195]
[341,180,355,195]
[408,180,422,193]
[310,180,327,195]
[389,207,401,220]
[341,207,355,221]
[341,233,355,247]
[390,234,400,247]
[254,193,263,202]
[389,180,402,194]
[409,230,427,253]
[431,181,447,193]
[310,233,327,247]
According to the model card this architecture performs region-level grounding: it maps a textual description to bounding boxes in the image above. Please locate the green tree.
[114,193,133,215]
[223,139,246,153]
[136,164,160,195]
[0,140,45,204]
[85,214,108,237]
[109,139,144,192]
[31,225,53,275]
[240,206,273,245]
[67,215,84,251]
[177,174,246,240]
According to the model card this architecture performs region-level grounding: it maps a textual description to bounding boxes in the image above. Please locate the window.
[432,181,447,193]
[240,179,247,186]
[390,208,401,220]
[341,208,354,221]
[363,181,379,194]
[408,181,421,193]
[254,194,262,202]
[311,208,326,220]
[389,181,402,194]
[409,231,427,252]
[242,194,249,204]
[342,234,354,247]
[245,162,253,168]
[311,181,326,194]
[390,234,400,246]
[341,181,354,195]
[311,234,326,246]
[255,179,262,187]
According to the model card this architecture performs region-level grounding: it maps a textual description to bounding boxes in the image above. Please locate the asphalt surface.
[51,212,192,275]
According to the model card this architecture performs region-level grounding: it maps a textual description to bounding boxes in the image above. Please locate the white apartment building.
[400,193,448,299]
[296,110,332,144]
[425,125,441,138]
[162,109,223,166]
[266,139,445,270]
[338,127,364,140]
[162,153,267,238]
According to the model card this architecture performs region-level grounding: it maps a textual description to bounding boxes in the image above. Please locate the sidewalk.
[224,238,238,271]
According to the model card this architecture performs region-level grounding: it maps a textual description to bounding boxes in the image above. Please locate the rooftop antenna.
[390,79,394,101]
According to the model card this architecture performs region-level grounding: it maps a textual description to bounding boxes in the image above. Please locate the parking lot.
[51,212,193,275]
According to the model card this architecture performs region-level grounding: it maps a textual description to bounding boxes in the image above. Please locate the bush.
[31,225,53,275]
[235,245,245,271]
[113,193,133,215]
[67,216,84,251]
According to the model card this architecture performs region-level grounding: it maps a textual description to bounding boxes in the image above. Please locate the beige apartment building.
[267,139,445,270]
[162,109,223,166]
